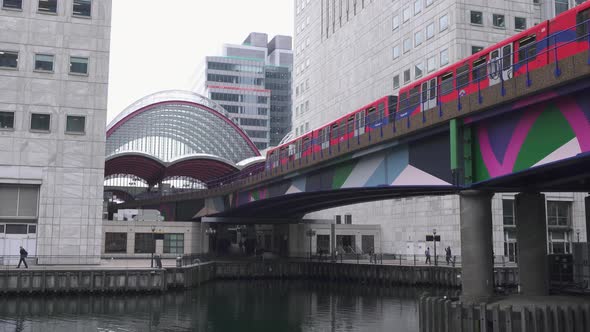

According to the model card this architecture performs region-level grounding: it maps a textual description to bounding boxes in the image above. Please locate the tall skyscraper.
[293,0,588,256]
[195,33,293,150]
[0,0,112,263]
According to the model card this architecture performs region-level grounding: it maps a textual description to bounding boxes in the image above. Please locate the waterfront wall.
[419,295,590,332]
[0,261,517,294]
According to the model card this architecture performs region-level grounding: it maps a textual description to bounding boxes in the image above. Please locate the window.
[414,30,423,46]
[164,234,184,254]
[576,8,590,38]
[414,0,421,15]
[28,224,36,233]
[547,201,571,226]
[403,7,411,22]
[6,224,27,234]
[470,11,483,25]
[426,22,435,39]
[2,0,21,10]
[0,111,14,129]
[30,113,50,131]
[515,17,526,30]
[440,49,449,66]
[392,45,400,59]
[549,230,571,254]
[73,0,91,17]
[439,14,448,31]
[66,115,85,134]
[414,62,424,78]
[0,51,18,69]
[426,0,433,6]
[472,56,487,81]
[38,0,57,13]
[471,46,484,55]
[440,72,454,95]
[456,63,469,88]
[0,184,39,221]
[0,225,3,233]
[493,14,505,28]
[518,35,537,64]
[393,75,400,89]
[427,55,436,72]
[317,235,330,253]
[134,233,155,254]
[555,0,569,15]
[502,199,515,225]
[403,68,411,83]
[105,233,127,253]
[34,54,54,72]
[403,38,412,53]
[392,15,400,30]
[70,56,88,75]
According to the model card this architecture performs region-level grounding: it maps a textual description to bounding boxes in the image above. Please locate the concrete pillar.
[515,192,549,296]
[460,190,494,302]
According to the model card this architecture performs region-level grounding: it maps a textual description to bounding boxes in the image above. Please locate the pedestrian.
[445,246,452,265]
[17,246,28,268]
[425,247,431,265]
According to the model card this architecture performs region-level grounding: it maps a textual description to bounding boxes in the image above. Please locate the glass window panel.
[28,224,36,233]
[31,113,50,131]
[414,62,423,78]
[414,30,423,46]
[66,116,86,133]
[403,69,411,83]
[0,51,18,69]
[35,54,54,71]
[414,0,421,15]
[426,23,435,39]
[0,185,19,217]
[2,0,22,10]
[73,0,91,17]
[134,233,155,253]
[440,49,449,66]
[515,17,526,30]
[392,15,399,30]
[472,46,484,55]
[0,225,4,233]
[6,224,27,234]
[403,38,412,53]
[70,56,88,74]
[439,14,448,31]
[105,233,127,253]
[502,199,515,225]
[403,7,410,22]
[493,14,505,28]
[470,11,483,25]
[555,0,569,15]
[38,0,57,13]
[17,186,38,218]
[393,75,400,89]
[0,111,14,129]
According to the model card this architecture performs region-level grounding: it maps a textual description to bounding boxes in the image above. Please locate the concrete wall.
[0,0,112,264]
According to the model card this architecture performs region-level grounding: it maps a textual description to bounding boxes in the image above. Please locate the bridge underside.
[210,186,457,219]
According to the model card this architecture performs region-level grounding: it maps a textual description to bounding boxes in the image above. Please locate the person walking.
[17,246,28,268]
[425,247,431,265]
[445,246,452,265]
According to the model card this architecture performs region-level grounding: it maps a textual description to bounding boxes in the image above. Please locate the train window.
[576,9,590,38]
[440,72,454,95]
[518,36,536,64]
[456,63,470,88]
[421,82,428,102]
[409,86,420,108]
[339,121,347,137]
[378,103,385,120]
[429,79,437,100]
[502,45,512,70]
[331,124,339,139]
[355,110,365,136]
[367,107,376,124]
[472,56,487,81]
[490,50,500,77]
[302,137,310,151]
[347,117,354,133]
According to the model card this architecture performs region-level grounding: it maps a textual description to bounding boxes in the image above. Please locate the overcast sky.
[107,0,294,123]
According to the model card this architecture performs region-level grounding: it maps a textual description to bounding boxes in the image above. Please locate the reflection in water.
[0,281,458,332]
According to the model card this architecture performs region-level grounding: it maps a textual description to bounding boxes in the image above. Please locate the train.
[266,2,590,169]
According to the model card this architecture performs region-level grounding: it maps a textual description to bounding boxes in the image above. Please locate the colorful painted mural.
[472,91,590,182]
[233,133,454,207]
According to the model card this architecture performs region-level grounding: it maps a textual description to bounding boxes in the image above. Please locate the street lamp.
[433,228,437,266]
[151,226,156,268]
[305,229,316,261]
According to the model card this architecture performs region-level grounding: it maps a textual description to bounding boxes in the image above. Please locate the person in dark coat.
[17,246,28,268]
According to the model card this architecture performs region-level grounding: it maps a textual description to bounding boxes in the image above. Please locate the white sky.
[107,0,294,123]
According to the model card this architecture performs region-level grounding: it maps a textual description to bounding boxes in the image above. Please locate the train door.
[347,116,354,138]
[355,110,366,136]
[295,139,302,159]
[321,127,330,149]
[426,78,437,110]
[488,44,513,86]
[330,123,339,145]
[302,136,310,156]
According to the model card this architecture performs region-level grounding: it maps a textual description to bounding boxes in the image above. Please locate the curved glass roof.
[106,90,260,164]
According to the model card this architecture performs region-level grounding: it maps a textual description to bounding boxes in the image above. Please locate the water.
[0,281,450,332]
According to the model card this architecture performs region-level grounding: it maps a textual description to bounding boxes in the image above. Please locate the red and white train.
[266,2,590,169]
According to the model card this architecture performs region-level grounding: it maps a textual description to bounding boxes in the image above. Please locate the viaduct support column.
[515,192,549,296]
[460,190,494,302]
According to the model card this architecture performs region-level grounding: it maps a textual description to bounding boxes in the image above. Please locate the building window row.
[470,10,527,30]
[0,51,89,75]
[296,37,311,56]
[0,111,86,134]
[392,13,448,61]
[296,0,311,15]
[394,0,437,31]
[392,47,448,89]
[1,0,91,17]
